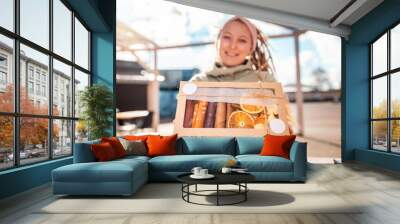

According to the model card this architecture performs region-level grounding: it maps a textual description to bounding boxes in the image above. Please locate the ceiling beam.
[130,31,306,51]
[165,0,351,38]
[330,0,368,27]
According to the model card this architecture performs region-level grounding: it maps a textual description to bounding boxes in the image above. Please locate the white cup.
[191,167,202,176]
[200,169,208,176]
[221,167,232,174]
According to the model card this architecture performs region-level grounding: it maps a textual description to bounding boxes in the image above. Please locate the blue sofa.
[52,136,307,196]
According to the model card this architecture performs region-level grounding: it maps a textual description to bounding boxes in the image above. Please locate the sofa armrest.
[289,141,307,181]
[73,140,100,163]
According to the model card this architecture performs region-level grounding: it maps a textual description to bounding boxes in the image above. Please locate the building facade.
[0,42,74,151]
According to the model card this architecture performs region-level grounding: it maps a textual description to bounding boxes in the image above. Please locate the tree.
[391,100,400,142]
[0,84,59,150]
[79,84,113,140]
[312,67,333,91]
[0,85,14,149]
[372,99,400,142]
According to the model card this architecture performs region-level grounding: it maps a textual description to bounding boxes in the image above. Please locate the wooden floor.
[1,162,400,224]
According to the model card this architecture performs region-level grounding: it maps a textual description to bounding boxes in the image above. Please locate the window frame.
[0,0,92,171]
[370,21,400,154]
[0,53,7,89]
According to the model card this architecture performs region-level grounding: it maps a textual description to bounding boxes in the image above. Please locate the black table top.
[177,172,255,185]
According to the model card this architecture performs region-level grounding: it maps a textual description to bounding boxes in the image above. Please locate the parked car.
[8,150,32,160]
[7,153,13,161]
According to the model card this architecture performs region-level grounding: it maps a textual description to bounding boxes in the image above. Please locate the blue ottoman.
[52,157,148,196]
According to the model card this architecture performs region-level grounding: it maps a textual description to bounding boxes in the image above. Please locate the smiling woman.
[218,20,254,67]
[190,16,275,83]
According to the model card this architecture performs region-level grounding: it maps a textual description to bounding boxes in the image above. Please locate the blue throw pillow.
[178,137,235,155]
[236,137,264,155]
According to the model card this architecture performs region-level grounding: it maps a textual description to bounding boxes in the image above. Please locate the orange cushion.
[91,142,117,161]
[260,134,296,159]
[124,135,149,141]
[101,137,126,158]
[146,134,178,157]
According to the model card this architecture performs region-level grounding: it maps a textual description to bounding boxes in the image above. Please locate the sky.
[0,0,89,71]
[116,0,342,90]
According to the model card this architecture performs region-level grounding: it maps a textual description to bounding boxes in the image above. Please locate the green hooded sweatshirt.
[190,60,276,82]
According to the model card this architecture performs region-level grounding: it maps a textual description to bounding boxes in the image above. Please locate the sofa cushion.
[177,137,236,155]
[147,134,177,157]
[124,135,156,150]
[236,137,263,155]
[148,154,235,172]
[53,159,147,183]
[236,155,293,172]
[124,135,150,141]
[120,139,147,156]
[91,142,118,161]
[115,155,150,163]
[101,137,127,158]
[260,134,296,159]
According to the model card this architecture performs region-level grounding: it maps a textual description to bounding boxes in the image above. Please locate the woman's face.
[218,20,253,67]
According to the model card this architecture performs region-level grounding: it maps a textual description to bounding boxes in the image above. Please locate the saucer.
[190,174,215,179]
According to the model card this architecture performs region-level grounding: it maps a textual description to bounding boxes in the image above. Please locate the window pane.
[372,34,387,76]
[0,0,14,31]
[53,59,72,117]
[391,24,400,70]
[0,35,14,112]
[74,69,89,118]
[53,0,71,60]
[20,44,49,115]
[53,119,72,158]
[372,121,388,151]
[75,18,89,70]
[391,120,400,153]
[20,0,49,49]
[0,116,13,170]
[391,72,400,118]
[75,120,88,143]
[372,77,387,119]
[20,117,49,165]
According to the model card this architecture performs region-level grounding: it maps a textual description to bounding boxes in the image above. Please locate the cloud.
[117,0,227,46]
[273,49,318,86]
[117,0,342,90]
[301,31,341,89]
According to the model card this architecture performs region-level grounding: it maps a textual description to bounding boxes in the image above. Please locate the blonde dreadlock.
[250,28,275,75]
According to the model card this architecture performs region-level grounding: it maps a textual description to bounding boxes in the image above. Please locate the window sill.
[0,156,72,176]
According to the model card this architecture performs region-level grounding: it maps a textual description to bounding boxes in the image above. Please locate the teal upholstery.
[235,137,264,154]
[73,140,100,163]
[236,155,293,172]
[117,155,150,163]
[149,154,234,172]
[52,137,307,195]
[177,137,236,155]
[52,158,148,195]
[290,141,308,181]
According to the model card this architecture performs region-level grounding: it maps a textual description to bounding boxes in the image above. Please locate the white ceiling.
[166,0,384,38]
[229,0,352,22]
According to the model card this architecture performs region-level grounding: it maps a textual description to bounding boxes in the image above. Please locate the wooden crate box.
[174,81,291,137]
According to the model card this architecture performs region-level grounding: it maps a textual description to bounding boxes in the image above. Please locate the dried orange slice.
[228,111,254,128]
[240,104,264,114]
[240,96,264,114]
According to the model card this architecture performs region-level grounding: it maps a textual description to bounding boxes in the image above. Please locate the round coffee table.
[177,173,255,206]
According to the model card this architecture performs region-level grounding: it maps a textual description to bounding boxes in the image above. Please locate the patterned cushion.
[119,138,147,156]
